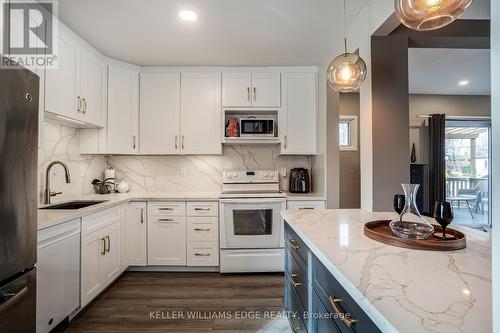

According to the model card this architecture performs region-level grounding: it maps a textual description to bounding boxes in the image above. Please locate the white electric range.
[219,170,286,273]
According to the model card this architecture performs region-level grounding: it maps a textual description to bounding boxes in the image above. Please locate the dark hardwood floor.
[60,272,290,333]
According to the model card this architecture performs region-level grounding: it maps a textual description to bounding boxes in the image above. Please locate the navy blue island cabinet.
[284,222,382,333]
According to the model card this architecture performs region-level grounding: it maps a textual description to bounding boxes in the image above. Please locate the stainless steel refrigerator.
[0,56,39,332]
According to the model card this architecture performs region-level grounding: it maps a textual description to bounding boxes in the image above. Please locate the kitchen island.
[281,209,491,333]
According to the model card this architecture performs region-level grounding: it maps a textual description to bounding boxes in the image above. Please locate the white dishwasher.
[37,219,81,333]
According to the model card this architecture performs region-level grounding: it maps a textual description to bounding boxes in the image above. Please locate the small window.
[339,115,358,151]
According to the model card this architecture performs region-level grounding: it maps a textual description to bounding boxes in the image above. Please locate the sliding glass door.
[445,119,491,228]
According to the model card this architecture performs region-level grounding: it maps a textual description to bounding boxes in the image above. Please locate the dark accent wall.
[371,34,410,211]
[340,93,361,208]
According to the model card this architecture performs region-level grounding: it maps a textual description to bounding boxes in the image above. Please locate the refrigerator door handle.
[0,286,28,313]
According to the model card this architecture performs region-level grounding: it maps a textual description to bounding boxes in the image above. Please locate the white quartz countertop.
[281,209,491,333]
[37,192,221,230]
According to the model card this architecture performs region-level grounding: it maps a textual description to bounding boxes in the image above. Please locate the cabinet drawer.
[285,223,309,268]
[187,217,218,242]
[285,281,308,333]
[312,256,381,333]
[82,206,120,236]
[285,255,308,319]
[312,290,341,333]
[187,242,219,266]
[149,202,186,216]
[287,200,326,210]
[187,202,218,217]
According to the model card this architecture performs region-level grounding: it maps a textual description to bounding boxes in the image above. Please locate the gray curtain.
[428,114,446,211]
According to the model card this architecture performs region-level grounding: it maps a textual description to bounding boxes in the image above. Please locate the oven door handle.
[219,198,286,204]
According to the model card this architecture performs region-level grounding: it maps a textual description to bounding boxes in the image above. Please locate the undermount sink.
[40,200,107,210]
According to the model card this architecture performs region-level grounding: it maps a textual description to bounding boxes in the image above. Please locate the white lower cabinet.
[125,202,147,266]
[81,207,121,307]
[187,242,219,266]
[187,202,219,267]
[148,206,187,266]
[37,219,80,333]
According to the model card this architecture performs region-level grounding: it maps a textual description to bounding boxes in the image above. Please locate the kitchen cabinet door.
[126,202,147,266]
[148,216,186,266]
[222,72,252,107]
[81,230,103,307]
[140,72,180,154]
[107,65,139,154]
[99,222,121,286]
[80,49,106,127]
[251,73,281,107]
[44,29,79,120]
[281,72,317,155]
[180,72,222,155]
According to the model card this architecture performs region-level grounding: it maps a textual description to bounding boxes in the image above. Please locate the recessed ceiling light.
[178,10,198,22]
[458,80,469,86]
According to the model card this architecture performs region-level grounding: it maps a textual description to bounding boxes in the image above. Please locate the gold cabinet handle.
[106,235,110,253]
[247,87,250,102]
[194,228,211,231]
[140,208,144,224]
[289,238,300,250]
[175,135,178,150]
[284,135,288,149]
[253,87,256,102]
[132,136,136,149]
[194,253,210,257]
[101,238,106,255]
[290,273,302,288]
[157,218,174,222]
[298,207,315,210]
[82,98,87,114]
[158,207,174,211]
[77,96,82,112]
[194,208,211,211]
[290,312,301,332]
[181,135,184,149]
[329,296,358,328]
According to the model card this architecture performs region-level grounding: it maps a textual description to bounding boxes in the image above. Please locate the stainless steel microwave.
[239,117,275,137]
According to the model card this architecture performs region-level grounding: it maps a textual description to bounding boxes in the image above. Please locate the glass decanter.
[389,184,435,240]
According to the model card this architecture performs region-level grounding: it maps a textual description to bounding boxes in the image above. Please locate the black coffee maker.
[289,168,310,193]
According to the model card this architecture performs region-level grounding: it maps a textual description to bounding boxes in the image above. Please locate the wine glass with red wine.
[433,201,454,240]
[393,194,405,215]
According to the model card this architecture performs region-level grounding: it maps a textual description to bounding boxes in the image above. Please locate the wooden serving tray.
[364,220,466,251]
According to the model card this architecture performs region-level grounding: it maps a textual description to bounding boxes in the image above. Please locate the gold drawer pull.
[329,296,358,328]
[298,207,314,210]
[195,253,210,257]
[157,218,174,222]
[290,274,302,288]
[194,228,211,231]
[290,313,301,332]
[194,208,211,211]
[158,207,174,211]
[289,238,300,250]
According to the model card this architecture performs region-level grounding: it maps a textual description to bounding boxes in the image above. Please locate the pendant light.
[395,0,472,31]
[327,0,367,92]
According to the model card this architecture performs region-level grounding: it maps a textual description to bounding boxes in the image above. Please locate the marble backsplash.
[38,124,313,201]
[38,122,107,204]
[108,145,312,193]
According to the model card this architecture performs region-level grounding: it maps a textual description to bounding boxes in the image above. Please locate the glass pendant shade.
[395,0,472,31]
[327,52,367,92]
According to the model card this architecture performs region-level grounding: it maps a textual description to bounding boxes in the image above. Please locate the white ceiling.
[408,48,491,96]
[57,0,374,66]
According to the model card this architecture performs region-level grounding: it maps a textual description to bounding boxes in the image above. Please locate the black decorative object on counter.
[411,143,417,163]
[393,194,406,215]
[289,168,310,193]
[433,201,454,240]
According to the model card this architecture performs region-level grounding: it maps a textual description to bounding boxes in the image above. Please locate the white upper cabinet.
[180,72,222,155]
[222,72,252,107]
[44,29,79,121]
[139,72,180,154]
[107,65,139,155]
[222,72,280,108]
[79,49,106,127]
[251,73,281,107]
[281,72,317,155]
